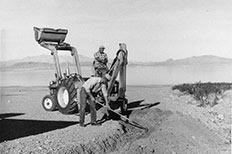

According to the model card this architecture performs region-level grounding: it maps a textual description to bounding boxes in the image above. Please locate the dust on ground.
[0,85,231,154]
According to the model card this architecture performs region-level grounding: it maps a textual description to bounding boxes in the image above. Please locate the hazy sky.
[0,0,231,62]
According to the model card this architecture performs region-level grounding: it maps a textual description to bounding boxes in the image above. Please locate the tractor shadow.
[0,113,77,143]
[98,100,160,123]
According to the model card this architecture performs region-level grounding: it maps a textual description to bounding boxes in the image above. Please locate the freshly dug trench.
[55,108,172,154]
[1,107,171,154]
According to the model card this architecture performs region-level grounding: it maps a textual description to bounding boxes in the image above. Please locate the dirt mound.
[111,110,229,154]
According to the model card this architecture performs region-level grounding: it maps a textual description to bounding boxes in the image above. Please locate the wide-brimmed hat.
[104,73,111,81]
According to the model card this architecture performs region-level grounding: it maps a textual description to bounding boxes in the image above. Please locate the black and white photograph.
[0,0,231,153]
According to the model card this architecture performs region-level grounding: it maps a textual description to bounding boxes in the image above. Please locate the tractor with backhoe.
[33,27,128,115]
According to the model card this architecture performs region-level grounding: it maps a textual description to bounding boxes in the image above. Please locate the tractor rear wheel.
[56,77,80,114]
[42,95,57,111]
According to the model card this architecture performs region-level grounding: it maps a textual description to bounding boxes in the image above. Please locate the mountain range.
[1,54,232,71]
[132,55,232,66]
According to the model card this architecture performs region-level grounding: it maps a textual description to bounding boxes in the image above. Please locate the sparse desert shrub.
[172,82,232,107]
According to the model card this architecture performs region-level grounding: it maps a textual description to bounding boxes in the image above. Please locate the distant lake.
[1,64,232,86]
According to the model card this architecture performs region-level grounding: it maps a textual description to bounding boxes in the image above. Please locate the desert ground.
[0,85,231,154]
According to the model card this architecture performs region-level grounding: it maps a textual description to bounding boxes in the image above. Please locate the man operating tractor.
[79,73,111,127]
[93,45,109,77]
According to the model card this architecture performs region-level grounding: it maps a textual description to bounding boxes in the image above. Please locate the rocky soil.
[0,86,231,154]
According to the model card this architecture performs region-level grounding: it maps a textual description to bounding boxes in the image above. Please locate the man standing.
[79,74,111,127]
[93,45,108,76]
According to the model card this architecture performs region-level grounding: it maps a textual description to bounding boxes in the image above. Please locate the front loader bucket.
[33,27,68,44]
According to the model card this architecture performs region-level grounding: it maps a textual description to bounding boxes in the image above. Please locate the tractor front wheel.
[42,95,57,111]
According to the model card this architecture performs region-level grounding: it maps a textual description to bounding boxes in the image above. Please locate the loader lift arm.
[40,42,82,80]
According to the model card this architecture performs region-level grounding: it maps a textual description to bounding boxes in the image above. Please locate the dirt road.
[0,86,231,153]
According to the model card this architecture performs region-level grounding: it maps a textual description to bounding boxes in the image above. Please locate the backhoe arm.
[108,43,128,98]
